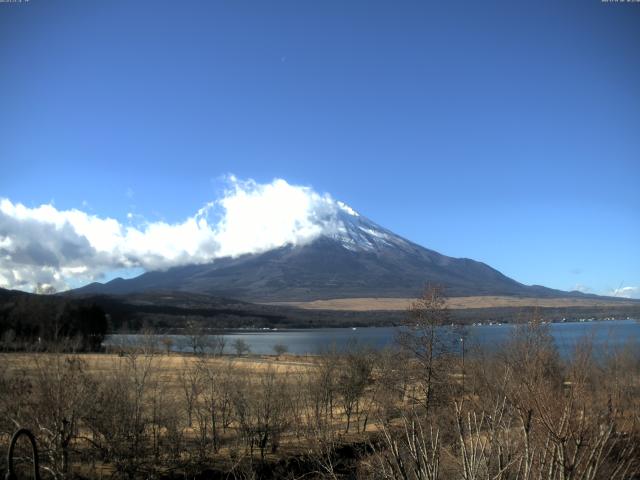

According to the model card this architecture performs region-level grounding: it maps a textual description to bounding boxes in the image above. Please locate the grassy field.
[1,320,639,479]
[0,351,318,376]
[267,295,640,311]
[1,352,322,424]
[1,349,395,478]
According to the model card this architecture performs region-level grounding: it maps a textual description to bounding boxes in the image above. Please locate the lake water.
[105,319,640,357]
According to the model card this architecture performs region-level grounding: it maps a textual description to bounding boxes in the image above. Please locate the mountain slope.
[71,206,589,302]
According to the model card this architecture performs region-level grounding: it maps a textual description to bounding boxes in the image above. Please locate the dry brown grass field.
[0,352,318,377]
[1,305,639,480]
[267,295,638,311]
[1,349,395,479]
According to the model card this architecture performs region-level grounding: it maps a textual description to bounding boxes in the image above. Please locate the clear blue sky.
[1,0,639,296]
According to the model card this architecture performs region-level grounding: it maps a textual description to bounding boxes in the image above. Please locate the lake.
[105,319,640,357]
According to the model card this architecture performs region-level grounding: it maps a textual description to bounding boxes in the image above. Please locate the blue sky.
[1,0,639,297]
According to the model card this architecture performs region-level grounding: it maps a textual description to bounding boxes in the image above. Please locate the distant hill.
[2,288,638,335]
[71,206,605,302]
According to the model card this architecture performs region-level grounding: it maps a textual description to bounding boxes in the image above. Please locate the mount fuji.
[71,203,582,302]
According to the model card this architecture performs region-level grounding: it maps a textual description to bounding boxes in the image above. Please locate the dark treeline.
[77,293,640,330]
[0,289,107,351]
[0,287,638,479]
[3,288,639,341]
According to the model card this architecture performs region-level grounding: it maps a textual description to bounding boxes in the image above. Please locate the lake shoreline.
[109,314,640,336]
[105,318,640,357]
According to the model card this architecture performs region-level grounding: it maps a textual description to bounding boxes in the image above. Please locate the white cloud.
[573,284,591,293]
[213,177,339,257]
[0,177,348,292]
[610,286,640,299]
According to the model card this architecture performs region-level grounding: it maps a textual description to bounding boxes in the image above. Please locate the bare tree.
[209,334,226,356]
[233,338,251,357]
[29,348,91,479]
[192,357,237,455]
[397,284,451,415]
[372,412,441,480]
[232,367,291,461]
[179,359,202,428]
[82,348,158,479]
[272,343,288,358]
[160,335,174,355]
[185,320,206,355]
[1,328,16,351]
[336,345,374,433]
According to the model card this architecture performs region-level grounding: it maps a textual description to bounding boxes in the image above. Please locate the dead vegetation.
[0,288,638,479]
[266,296,640,311]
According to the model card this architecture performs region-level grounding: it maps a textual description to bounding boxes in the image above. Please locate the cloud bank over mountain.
[0,177,345,291]
[611,286,640,299]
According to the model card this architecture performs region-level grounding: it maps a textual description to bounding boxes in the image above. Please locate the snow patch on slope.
[337,201,359,217]
[327,206,412,253]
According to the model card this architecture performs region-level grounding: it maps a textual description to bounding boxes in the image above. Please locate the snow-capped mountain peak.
[69,195,574,302]
[326,202,411,253]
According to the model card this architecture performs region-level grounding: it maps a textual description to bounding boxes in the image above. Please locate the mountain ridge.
[69,206,608,302]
